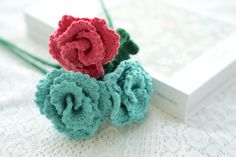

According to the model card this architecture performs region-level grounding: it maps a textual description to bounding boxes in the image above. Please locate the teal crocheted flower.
[104,60,153,126]
[35,69,111,140]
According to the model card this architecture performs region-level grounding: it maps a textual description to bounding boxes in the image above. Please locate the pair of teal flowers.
[35,60,153,140]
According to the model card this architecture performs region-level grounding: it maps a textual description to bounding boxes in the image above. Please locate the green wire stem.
[99,0,114,28]
[0,38,60,69]
[0,38,48,74]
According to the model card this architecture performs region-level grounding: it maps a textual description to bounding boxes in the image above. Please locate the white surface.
[0,0,236,156]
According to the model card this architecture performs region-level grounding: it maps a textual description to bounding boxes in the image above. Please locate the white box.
[24,0,236,121]
[150,34,236,120]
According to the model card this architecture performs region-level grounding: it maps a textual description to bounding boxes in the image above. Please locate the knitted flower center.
[52,82,84,114]
[64,94,82,112]
[73,38,91,52]
[61,29,106,67]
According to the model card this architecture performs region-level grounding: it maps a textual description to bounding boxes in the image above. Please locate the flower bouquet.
[0,0,153,140]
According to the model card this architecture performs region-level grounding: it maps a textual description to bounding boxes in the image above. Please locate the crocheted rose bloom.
[35,69,112,140]
[104,60,153,126]
[49,15,120,78]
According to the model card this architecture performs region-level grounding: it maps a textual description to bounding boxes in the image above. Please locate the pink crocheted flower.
[49,15,120,78]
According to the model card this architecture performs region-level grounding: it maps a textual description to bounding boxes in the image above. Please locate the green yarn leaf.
[103,28,139,74]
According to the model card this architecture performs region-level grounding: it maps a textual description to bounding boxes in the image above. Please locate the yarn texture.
[49,15,120,78]
[103,28,139,74]
[104,59,153,126]
[35,60,153,139]
[35,69,108,140]
[34,6,153,141]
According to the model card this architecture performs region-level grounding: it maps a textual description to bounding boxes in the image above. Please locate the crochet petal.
[76,31,105,66]
[104,60,153,126]
[91,18,120,64]
[57,20,96,47]
[56,15,77,37]
[97,81,113,121]
[34,69,64,114]
[49,35,66,66]
[75,64,104,79]
[56,15,91,37]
